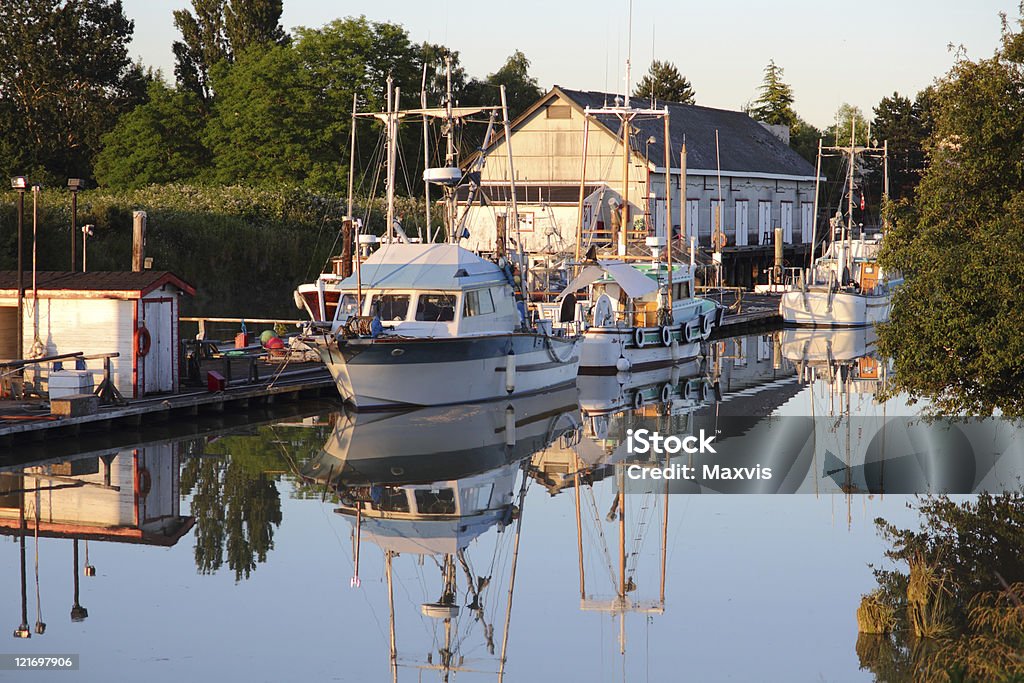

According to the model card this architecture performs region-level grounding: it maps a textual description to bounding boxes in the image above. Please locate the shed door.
[685,199,700,243]
[801,202,814,243]
[758,201,772,244]
[734,200,749,247]
[781,202,793,243]
[142,299,173,394]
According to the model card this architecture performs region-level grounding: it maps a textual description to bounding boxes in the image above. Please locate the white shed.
[0,271,195,398]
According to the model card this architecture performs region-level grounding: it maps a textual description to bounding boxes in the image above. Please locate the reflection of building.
[0,447,193,545]
[1,446,193,638]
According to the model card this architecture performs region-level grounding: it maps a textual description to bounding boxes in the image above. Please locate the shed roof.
[0,271,196,298]
[477,86,819,180]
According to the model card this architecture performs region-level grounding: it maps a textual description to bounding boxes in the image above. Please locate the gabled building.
[458,87,820,286]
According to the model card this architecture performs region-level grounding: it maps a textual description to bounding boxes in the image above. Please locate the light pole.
[10,177,27,362]
[81,224,94,272]
[67,179,83,271]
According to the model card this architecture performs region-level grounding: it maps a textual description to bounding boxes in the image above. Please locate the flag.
[860,193,866,211]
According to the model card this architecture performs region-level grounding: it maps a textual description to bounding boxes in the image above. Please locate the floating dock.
[0,364,335,447]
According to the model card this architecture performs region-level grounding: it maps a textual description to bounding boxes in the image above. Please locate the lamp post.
[67,179,83,271]
[10,177,27,362]
[81,224,94,272]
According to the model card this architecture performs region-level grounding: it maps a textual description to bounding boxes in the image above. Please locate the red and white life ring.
[135,325,152,357]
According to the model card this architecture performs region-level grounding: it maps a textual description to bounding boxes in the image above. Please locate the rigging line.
[583,481,618,587]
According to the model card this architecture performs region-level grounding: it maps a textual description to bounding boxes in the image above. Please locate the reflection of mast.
[71,539,88,622]
[15,503,30,638]
[574,459,668,657]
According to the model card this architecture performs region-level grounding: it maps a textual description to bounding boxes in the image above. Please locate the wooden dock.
[0,364,336,447]
[709,292,782,337]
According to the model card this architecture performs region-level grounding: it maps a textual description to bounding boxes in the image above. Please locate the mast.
[808,138,823,271]
[385,76,396,243]
[444,55,456,241]
[500,85,521,250]
[575,115,591,262]
[421,65,432,242]
[882,140,889,231]
[349,94,363,303]
[620,116,630,257]
[664,112,673,312]
[846,119,855,273]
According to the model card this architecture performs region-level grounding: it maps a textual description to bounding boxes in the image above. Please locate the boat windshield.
[415,293,457,322]
[372,294,411,322]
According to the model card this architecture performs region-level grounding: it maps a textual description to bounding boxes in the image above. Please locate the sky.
[122,0,1017,129]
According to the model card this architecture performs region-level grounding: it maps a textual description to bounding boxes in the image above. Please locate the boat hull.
[579,326,702,374]
[311,332,580,410]
[779,289,892,327]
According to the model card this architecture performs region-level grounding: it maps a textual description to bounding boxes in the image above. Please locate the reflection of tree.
[181,438,285,582]
[857,493,1024,681]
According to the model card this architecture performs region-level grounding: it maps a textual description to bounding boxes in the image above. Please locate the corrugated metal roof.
[0,271,196,297]
[554,88,818,179]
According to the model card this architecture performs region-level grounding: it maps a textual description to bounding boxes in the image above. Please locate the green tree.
[789,115,822,165]
[632,59,695,105]
[871,92,930,200]
[465,50,544,120]
[420,43,468,106]
[204,45,334,188]
[824,103,870,146]
[0,0,146,182]
[750,59,796,128]
[94,79,210,188]
[173,0,287,103]
[879,6,1024,417]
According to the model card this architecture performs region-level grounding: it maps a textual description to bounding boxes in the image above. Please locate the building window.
[546,105,571,119]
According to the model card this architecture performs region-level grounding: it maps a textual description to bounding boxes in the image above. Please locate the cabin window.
[415,489,456,515]
[464,289,495,317]
[415,293,457,322]
[337,294,359,320]
[371,294,410,321]
[378,487,410,513]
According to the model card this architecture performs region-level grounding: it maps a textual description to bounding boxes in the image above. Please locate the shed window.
[464,289,495,317]
[372,294,410,321]
[415,293,457,321]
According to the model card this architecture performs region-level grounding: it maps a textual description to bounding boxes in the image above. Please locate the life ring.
[683,380,695,401]
[136,467,151,496]
[632,391,645,409]
[713,230,728,250]
[699,381,712,402]
[684,321,700,343]
[660,383,673,403]
[660,326,673,346]
[633,327,646,348]
[135,325,152,357]
[701,312,714,339]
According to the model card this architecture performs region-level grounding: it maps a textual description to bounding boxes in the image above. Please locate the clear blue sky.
[124,0,1016,129]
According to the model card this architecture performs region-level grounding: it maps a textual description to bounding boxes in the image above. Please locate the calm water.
[2,330,1020,682]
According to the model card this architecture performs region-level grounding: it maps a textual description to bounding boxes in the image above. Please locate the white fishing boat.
[544,92,719,374]
[296,73,579,409]
[555,259,720,374]
[780,126,902,327]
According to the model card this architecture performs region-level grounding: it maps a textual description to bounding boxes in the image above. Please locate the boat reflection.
[779,327,1024,497]
[302,389,581,681]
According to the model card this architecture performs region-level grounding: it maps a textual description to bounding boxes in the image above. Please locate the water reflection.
[0,332,1021,680]
[1,446,193,636]
[302,388,580,680]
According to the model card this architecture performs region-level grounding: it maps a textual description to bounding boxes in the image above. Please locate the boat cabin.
[297,243,519,337]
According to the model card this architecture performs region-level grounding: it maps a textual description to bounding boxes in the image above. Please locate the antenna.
[624,0,633,107]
